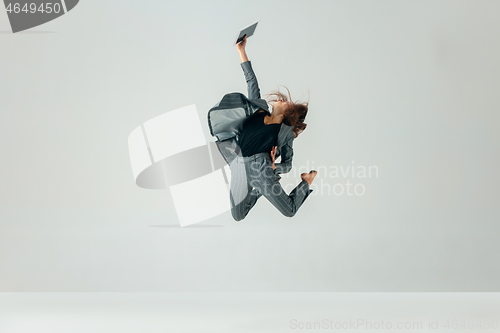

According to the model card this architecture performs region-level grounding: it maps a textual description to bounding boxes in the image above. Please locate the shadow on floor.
[149,225,225,228]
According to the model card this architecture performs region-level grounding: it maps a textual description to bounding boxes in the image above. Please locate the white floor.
[1,293,498,333]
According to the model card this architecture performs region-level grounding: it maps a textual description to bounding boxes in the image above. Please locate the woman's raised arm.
[237,35,261,99]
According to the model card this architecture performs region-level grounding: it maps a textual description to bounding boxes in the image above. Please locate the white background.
[0,0,499,291]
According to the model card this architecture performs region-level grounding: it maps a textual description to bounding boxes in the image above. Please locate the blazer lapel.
[276,123,294,157]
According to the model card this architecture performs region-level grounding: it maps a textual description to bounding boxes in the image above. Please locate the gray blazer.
[207,61,295,174]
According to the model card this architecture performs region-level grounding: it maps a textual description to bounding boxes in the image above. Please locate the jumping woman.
[207,35,317,221]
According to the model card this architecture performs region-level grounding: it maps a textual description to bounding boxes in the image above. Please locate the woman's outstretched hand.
[271,146,277,171]
[237,35,249,63]
[237,34,247,52]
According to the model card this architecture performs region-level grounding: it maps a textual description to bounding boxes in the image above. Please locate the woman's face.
[272,99,291,116]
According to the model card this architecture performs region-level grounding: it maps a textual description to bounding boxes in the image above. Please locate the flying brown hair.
[264,86,309,138]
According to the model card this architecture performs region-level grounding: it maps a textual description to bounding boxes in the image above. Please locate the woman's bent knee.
[282,209,296,218]
[231,208,245,221]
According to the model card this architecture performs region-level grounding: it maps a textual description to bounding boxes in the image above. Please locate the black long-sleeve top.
[237,111,281,157]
